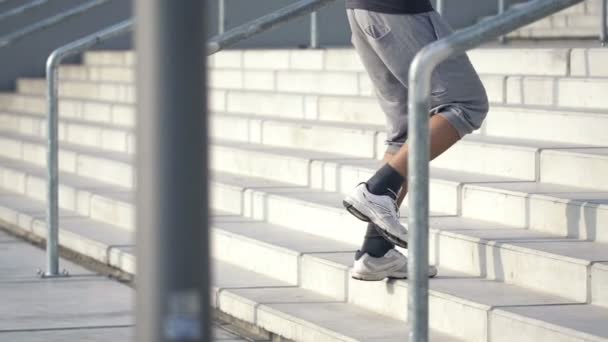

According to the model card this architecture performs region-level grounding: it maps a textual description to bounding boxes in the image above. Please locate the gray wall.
[0,0,132,90]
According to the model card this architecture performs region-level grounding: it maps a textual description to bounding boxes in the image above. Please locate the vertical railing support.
[219,0,226,35]
[310,11,318,48]
[41,20,132,278]
[44,52,60,277]
[436,0,444,16]
[601,0,607,46]
[498,0,506,43]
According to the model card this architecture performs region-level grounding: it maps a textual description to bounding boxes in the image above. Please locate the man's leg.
[359,114,460,256]
[389,114,461,182]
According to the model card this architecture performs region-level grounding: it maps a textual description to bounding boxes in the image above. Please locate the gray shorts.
[347,9,489,154]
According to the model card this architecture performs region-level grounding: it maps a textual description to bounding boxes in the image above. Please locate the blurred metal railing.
[0,0,110,48]
[43,0,338,275]
[217,0,326,49]
[43,19,133,277]
[499,0,607,45]
[601,0,607,45]
[407,0,584,340]
[0,0,47,23]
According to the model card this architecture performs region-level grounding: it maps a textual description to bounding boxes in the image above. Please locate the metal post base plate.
[37,269,70,278]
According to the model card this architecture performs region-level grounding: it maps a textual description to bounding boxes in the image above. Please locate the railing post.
[41,20,132,279]
[436,0,444,16]
[601,0,607,46]
[219,0,226,35]
[407,56,433,342]
[44,52,60,277]
[498,0,506,43]
[310,11,318,48]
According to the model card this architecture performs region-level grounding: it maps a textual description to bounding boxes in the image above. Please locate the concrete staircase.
[509,0,605,39]
[0,45,608,341]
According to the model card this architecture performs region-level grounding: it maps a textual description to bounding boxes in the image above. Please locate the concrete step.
[0,110,135,154]
[0,129,133,188]
[210,114,608,189]
[0,156,132,231]
[0,92,135,127]
[211,172,608,304]
[50,64,608,112]
[16,78,135,104]
[1,182,606,342]
[5,91,608,149]
[1,123,606,240]
[9,104,608,192]
[0,188,461,342]
[211,129,608,191]
[83,47,594,78]
[594,263,608,308]
[212,214,608,342]
[0,144,606,319]
[481,105,608,146]
[507,0,602,39]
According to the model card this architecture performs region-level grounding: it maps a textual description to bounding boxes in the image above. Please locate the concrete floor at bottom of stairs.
[0,230,247,342]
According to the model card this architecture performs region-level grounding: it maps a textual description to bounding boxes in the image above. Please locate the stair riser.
[0,94,136,128]
[84,48,572,76]
[17,79,135,104]
[490,310,593,342]
[483,107,608,146]
[462,185,608,242]
[0,113,134,154]
[0,165,133,231]
[0,136,132,188]
[540,151,608,190]
[592,264,608,308]
[212,229,300,285]
[212,141,537,192]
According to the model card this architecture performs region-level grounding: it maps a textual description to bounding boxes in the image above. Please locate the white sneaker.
[351,249,438,281]
[343,183,408,248]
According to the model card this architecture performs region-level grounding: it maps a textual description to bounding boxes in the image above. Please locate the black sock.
[356,223,395,259]
[366,163,404,200]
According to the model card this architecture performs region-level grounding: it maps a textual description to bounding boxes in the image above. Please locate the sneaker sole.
[351,270,437,281]
[343,198,408,249]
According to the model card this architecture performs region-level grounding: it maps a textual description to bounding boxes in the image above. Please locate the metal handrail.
[209,0,336,54]
[0,0,47,23]
[0,0,109,48]
[436,0,445,16]
[43,19,133,277]
[601,0,607,46]
[406,0,584,340]
[43,0,338,276]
